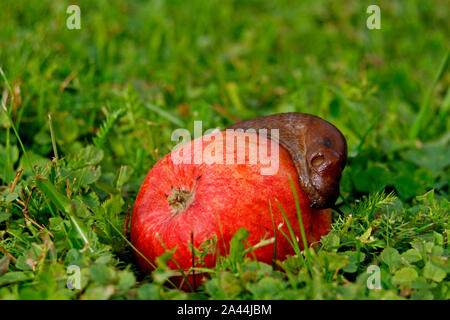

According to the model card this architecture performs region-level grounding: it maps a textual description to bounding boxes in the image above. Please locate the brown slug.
[228,112,347,209]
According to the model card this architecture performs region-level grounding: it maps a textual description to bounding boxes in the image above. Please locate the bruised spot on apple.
[131,130,333,287]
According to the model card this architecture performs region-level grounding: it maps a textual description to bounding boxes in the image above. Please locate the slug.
[227,112,347,209]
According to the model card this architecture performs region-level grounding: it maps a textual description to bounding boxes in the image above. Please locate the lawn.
[0,0,448,300]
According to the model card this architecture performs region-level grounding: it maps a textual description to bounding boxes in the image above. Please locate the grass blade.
[0,67,32,174]
[275,199,309,274]
[36,178,93,253]
[409,51,449,139]
[288,176,313,276]
[269,199,277,270]
[144,102,184,127]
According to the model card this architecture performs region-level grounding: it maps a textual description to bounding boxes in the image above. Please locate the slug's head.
[227,112,347,210]
[303,115,347,209]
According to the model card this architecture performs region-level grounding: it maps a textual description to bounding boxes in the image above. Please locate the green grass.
[0,0,448,300]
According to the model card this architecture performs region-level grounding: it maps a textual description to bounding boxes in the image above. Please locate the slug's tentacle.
[227,112,347,209]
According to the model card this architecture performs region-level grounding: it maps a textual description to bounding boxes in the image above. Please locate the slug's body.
[228,113,347,209]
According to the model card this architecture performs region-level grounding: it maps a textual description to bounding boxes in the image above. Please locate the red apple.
[131,131,331,287]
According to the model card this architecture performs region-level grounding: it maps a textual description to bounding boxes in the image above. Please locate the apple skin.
[131,131,331,285]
